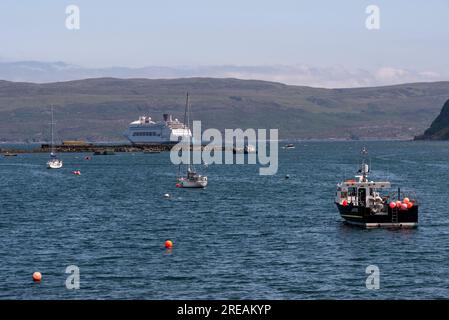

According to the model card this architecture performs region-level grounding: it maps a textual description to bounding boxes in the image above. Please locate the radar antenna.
[357,147,370,182]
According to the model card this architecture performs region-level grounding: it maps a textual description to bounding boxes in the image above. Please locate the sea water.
[1,141,449,299]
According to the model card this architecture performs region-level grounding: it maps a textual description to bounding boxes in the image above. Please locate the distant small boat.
[3,152,18,157]
[143,149,161,154]
[233,144,257,154]
[282,144,295,149]
[46,106,63,169]
[94,149,115,155]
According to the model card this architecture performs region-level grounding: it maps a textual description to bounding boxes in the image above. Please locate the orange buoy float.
[407,202,414,209]
[175,183,182,188]
[396,201,402,208]
[33,272,42,282]
[389,202,396,209]
[403,197,410,204]
[401,203,408,210]
[165,240,173,249]
[342,199,348,206]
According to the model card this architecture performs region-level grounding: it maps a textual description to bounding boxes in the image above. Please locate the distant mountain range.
[0,60,445,88]
[415,99,449,140]
[0,77,448,142]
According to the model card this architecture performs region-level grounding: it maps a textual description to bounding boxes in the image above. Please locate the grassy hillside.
[0,77,448,142]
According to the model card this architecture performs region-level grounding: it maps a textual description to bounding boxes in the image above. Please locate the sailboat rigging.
[176,93,208,188]
[46,106,63,169]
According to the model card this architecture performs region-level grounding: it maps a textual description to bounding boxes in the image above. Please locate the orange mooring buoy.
[33,271,42,282]
[165,240,173,249]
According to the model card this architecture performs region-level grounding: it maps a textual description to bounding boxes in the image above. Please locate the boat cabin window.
[348,187,357,197]
[358,188,367,206]
[133,132,159,137]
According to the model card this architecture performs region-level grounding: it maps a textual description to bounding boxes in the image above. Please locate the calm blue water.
[1,141,449,299]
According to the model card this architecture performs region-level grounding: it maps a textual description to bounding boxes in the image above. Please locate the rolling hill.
[0,77,448,142]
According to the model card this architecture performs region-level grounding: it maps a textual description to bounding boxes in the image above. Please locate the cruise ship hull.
[335,203,418,228]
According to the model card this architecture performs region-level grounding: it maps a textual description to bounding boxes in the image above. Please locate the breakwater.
[0,143,227,154]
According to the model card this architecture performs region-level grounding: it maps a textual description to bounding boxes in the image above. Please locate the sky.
[0,0,448,87]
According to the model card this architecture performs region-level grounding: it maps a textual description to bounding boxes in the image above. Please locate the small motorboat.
[283,144,295,149]
[143,149,161,154]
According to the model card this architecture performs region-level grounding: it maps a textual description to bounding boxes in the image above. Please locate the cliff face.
[415,99,449,140]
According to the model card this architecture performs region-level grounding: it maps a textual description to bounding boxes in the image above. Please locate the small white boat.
[3,152,18,157]
[283,144,295,149]
[46,106,63,169]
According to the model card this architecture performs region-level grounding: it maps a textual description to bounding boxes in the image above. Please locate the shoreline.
[0,143,236,154]
[1,139,446,155]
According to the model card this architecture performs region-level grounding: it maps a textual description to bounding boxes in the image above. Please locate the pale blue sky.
[0,0,448,85]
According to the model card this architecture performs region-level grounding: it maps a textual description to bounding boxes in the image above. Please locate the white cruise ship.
[124,113,192,144]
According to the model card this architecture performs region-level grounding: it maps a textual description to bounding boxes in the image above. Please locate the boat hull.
[335,202,418,228]
[180,180,208,188]
[47,160,63,169]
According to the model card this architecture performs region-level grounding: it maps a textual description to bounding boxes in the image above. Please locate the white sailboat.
[176,93,208,188]
[46,106,63,169]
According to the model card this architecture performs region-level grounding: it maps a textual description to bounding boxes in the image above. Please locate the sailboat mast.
[178,93,190,177]
[186,93,193,171]
[183,93,189,130]
[51,105,55,155]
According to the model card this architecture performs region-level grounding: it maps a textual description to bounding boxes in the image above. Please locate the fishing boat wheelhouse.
[335,148,418,228]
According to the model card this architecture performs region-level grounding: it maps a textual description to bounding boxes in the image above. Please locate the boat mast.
[178,93,189,177]
[50,105,55,156]
[186,93,195,172]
